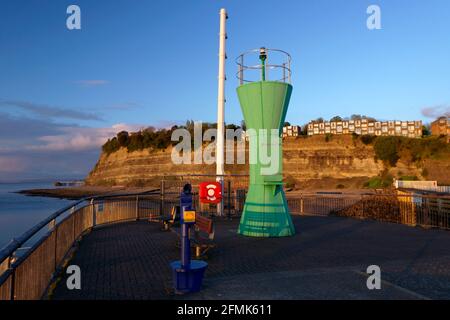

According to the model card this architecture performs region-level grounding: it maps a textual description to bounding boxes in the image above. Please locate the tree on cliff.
[311,117,324,123]
[350,114,363,120]
[102,137,119,154]
[422,124,431,137]
[117,131,129,147]
[330,116,343,122]
[373,136,400,166]
[350,114,376,122]
[127,132,144,152]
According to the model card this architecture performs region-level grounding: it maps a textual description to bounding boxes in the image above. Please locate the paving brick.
[52,216,450,300]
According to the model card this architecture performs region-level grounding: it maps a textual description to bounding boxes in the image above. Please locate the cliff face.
[86,135,443,189]
[283,135,382,182]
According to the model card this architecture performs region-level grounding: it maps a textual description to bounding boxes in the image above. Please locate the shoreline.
[16,186,158,200]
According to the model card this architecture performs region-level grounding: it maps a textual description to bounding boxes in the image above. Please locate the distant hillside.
[86,134,450,189]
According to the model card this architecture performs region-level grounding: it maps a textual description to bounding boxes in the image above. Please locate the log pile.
[332,195,403,223]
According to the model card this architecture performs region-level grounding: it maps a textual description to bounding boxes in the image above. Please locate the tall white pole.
[216,8,227,216]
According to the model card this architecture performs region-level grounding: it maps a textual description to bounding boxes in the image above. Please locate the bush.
[102,137,120,154]
[325,133,333,142]
[370,135,449,167]
[364,175,393,189]
[127,133,144,152]
[330,116,342,122]
[101,121,245,155]
[373,136,400,166]
[360,135,377,145]
[422,125,431,136]
[285,176,296,189]
[117,131,129,147]
[336,184,345,189]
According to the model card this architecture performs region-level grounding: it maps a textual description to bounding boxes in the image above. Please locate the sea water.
[0,182,72,249]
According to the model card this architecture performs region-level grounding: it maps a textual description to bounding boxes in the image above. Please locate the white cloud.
[421,105,450,118]
[0,113,171,180]
[26,123,145,152]
[0,99,102,120]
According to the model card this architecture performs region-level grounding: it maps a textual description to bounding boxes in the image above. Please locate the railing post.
[413,198,417,227]
[160,180,165,216]
[135,195,139,221]
[91,198,96,228]
[288,59,291,83]
[69,206,75,243]
[227,180,231,220]
[54,222,58,271]
[48,218,56,231]
[10,261,15,301]
[71,207,75,242]
[300,197,304,215]
[7,255,15,300]
[239,55,244,85]
[361,195,364,218]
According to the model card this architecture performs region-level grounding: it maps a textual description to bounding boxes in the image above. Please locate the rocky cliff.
[86,135,449,189]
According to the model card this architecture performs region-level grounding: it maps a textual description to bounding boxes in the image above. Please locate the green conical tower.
[237,48,295,237]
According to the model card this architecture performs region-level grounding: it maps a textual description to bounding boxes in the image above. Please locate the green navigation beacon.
[236,48,295,237]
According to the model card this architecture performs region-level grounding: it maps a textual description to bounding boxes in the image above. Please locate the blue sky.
[0,0,449,181]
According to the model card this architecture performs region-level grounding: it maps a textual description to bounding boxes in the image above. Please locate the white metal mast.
[216,8,227,216]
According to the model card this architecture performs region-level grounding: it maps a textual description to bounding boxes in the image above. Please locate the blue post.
[181,206,191,269]
[170,183,208,294]
[180,185,193,269]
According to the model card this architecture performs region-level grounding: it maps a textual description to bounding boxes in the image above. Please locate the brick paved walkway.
[52,216,450,300]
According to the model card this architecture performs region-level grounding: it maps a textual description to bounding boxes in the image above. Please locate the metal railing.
[287,196,362,216]
[236,48,292,84]
[0,190,160,300]
[332,193,450,229]
[1,188,449,300]
[286,193,450,230]
[159,176,249,218]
